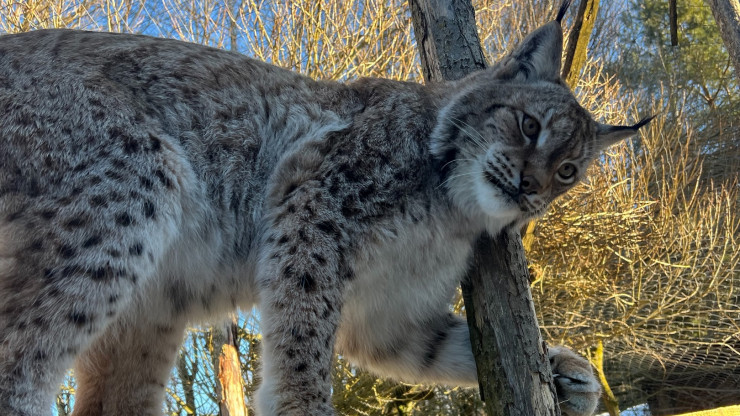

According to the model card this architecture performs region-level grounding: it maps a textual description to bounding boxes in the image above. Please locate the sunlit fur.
[432,79,598,234]
[0,8,646,416]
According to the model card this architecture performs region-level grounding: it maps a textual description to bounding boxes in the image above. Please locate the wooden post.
[409,1,560,415]
[212,318,248,416]
[561,0,601,86]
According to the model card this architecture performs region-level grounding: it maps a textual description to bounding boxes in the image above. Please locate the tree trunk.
[211,317,248,416]
[669,0,678,46]
[561,0,600,87]
[704,0,740,78]
[409,1,559,415]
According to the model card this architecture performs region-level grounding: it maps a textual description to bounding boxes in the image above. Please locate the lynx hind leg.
[548,346,602,416]
[72,314,187,416]
[0,189,180,415]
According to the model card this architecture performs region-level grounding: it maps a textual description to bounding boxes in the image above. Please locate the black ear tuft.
[631,115,656,130]
[595,115,655,150]
[557,0,572,24]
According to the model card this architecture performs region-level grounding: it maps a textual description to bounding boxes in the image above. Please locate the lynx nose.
[520,175,542,195]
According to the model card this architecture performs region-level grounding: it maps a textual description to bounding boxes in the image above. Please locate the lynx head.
[431,2,651,230]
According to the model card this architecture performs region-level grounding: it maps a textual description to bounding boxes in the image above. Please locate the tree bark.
[409,1,559,415]
[704,0,740,78]
[408,0,486,82]
[669,0,678,46]
[211,318,248,416]
[561,0,600,87]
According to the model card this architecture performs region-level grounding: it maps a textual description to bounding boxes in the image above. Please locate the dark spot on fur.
[315,220,341,238]
[57,245,77,259]
[129,243,143,256]
[358,184,376,200]
[284,183,298,197]
[6,211,23,222]
[282,264,294,279]
[154,169,173,189]
[312,253,327,266]
[28,239,43,252]
[111,159,126,170]
[341,269,355,281]
[148,134,161,152]
[82,235,102,248]
[88,266,112,281]
[290,326,304,342]
[106,248,121,258]
[122,136,140,154]
[422,319,452,368]
[64,216,87,228]
[168,284,190,314]
[297,228,308,242]
[300,273,316,292]
[105,169,125,182]
[294,362,308,372]
[72,162,88,172]
[142,200,156,218]
[68,311,90,326]
[39,209,57,220]
[115,212,133,226]
[277,235,289,245]
[338,163,360,182]
[341,198,362,218]
[139,176,154,190]
[89,195,108,207]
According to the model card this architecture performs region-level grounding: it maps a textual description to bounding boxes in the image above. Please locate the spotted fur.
[0,10,644,416]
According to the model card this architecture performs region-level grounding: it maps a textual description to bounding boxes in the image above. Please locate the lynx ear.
[499,1,570,82]
[595,116,655,150]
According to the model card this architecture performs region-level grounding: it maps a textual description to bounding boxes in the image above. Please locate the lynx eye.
[556,162,577,183]
[521,114,540,140]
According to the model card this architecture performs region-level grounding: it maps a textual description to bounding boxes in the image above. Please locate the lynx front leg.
[255,186,349,416]
[338,308,601,416]
[548,346,602,416]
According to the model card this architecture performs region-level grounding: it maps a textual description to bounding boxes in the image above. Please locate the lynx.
[0,3,648,415]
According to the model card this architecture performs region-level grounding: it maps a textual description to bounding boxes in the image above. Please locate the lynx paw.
[548,346,601,416]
